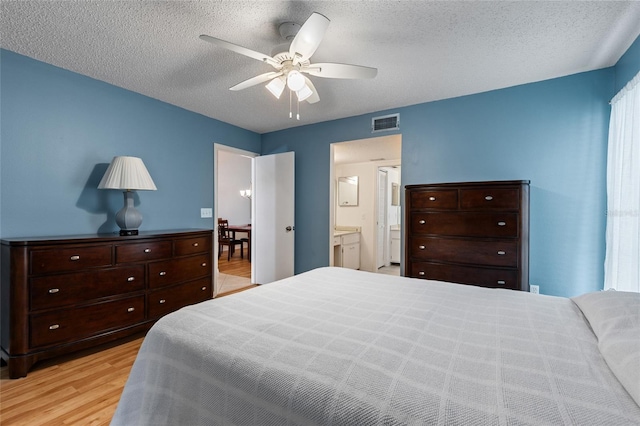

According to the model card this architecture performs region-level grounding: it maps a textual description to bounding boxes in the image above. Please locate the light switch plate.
[200,208,213,218]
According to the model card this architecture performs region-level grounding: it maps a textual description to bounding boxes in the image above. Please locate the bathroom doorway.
[329,135,401,274]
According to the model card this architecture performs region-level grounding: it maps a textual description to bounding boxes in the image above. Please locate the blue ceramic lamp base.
[116,190,143,236]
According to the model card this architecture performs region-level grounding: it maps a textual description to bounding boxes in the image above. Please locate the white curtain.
[605,71,640,292]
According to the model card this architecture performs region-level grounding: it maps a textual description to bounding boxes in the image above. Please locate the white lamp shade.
[266,76,286,99]
[296,84,313,101]
[98,156,157,191]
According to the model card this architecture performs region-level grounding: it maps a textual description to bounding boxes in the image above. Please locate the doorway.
[330,135,402,275]
[214,144,257,296]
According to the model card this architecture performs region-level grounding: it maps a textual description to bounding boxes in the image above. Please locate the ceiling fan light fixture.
[200,12,377,119]
[286,70,306,91]
[296,84,313,102]
[266,76,286,99]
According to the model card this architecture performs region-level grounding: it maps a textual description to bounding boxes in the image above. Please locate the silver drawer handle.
[193,242,199,247]
[48,288,60,294]
[497,251,506,255]
[418,271,425,276]
[49,324,60,330]
[419,220,426,224]
[429,196,436,201]
[127,276,135,282]
[201,286,207,291]
[497,221,506,226]
[159,299,166,304]
[201,262,207,267]
[144,248,151,253]
[419,245,426,250]
[127,307,135,312]
[485,195,494,201]
[497,280,506,285]
[70,255,80,261]
[159,271,167,276]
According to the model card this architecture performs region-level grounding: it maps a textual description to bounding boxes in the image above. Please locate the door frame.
[213,143,259,296]
[376,168,389,269]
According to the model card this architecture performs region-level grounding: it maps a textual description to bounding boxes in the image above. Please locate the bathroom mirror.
[391,183,400,206]
[338,176,359,206]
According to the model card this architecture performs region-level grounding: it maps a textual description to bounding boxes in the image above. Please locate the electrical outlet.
[200,208,212,218]
[530,285,539,294]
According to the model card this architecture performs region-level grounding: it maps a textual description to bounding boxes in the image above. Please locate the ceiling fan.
[200,12,377,118]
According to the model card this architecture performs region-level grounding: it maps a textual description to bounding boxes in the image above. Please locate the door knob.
[286,226,293,232]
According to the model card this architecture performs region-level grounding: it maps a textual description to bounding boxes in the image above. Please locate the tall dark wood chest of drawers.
[1,229,213,378]
[405,181,529,291]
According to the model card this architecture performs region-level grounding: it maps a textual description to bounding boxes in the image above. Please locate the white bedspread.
[112,267,640,425]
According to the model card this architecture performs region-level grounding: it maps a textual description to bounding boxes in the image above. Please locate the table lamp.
[98,156,157,235]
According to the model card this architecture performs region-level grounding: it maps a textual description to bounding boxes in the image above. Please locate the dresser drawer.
[411,212,519,238]
[30,295,145,348]
[30,245,112,274]
[410,189,458,210]
[30,265,145,310]
[148,277,211,319]
[460,188,520,210]
[148,253,211,288]
[341,232,360,245]
[115,240,172,263]
[175,235,211,256]
[410,237,518,267]
[409,262,519,290]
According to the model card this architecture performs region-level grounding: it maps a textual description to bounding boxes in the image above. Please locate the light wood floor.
[0,280,254,425]
[0,334,144,425]
[217,247,251,279]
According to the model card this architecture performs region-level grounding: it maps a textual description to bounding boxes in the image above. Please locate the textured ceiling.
[2,1,639,134]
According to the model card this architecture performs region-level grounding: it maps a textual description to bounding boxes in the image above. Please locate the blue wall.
[0,50,261,237]
[614,35,640,93]
[263,69,616,298]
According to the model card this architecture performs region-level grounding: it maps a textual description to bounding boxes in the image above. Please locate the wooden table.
[228,224,251,261]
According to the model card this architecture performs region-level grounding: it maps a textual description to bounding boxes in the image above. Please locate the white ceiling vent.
[372,113,400,132]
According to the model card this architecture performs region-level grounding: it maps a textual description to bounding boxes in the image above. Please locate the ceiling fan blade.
[199,34,279,67]
[303,77,320,104]
[303,62,377,79]
[289,12,330,63]
[230,72,282,91]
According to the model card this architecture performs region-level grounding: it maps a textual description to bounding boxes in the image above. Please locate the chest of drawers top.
[1,229,209,275]
[406,180,529,211]
[1,228,208,247]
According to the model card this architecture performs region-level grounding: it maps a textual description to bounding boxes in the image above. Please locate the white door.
[253,152,295,284]
[376,169,388,269]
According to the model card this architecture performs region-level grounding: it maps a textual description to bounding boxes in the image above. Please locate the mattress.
[112,267,640,425]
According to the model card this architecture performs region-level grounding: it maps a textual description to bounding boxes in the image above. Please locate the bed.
[112,267,640,425]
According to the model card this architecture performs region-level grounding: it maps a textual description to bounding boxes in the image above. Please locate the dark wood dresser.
[405,181,529,291]
[1,229,213,378]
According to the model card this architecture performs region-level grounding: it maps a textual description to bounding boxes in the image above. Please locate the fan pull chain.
[287,88,301,120]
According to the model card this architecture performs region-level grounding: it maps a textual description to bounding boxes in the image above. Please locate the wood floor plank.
[218,250,251,278]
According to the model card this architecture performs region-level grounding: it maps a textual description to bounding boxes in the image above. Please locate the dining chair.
[217,219,244,261]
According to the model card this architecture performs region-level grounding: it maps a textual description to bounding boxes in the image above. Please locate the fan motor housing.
[278,22,301,40]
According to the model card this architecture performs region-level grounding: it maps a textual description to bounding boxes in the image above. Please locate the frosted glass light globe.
[287,70,306,91]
